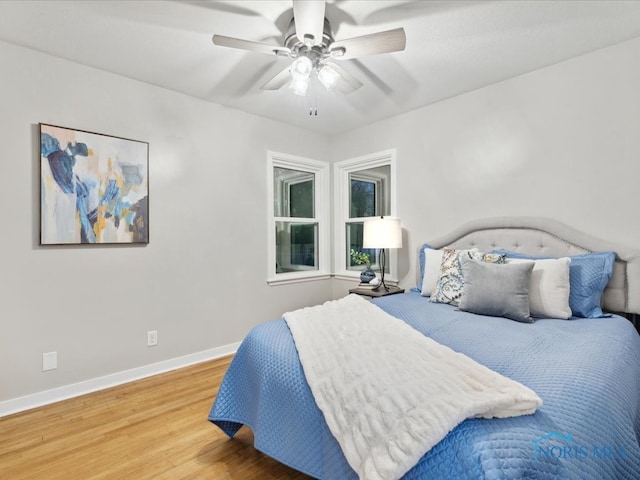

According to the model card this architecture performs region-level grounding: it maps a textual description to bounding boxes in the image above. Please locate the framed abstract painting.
[40,123,149,245]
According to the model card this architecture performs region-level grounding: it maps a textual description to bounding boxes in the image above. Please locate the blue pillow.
[492,250,615,318]
[413,243,434,292]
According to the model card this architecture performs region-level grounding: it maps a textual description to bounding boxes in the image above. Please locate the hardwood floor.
[0,356,313,479]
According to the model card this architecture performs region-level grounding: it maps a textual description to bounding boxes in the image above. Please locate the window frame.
[333,149,397,281]
[267,151,330,285]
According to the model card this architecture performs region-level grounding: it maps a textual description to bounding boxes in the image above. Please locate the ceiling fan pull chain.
[308,80,318,116]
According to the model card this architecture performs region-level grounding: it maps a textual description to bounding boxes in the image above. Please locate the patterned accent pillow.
[430,248,505,306]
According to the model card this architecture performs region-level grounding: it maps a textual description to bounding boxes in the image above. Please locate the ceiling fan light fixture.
[290,56,313,78]
[318,65,340,90]
[212,2,406,99]
[289,75,310,96]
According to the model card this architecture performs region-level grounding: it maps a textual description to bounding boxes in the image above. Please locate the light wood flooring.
[0,355,313,479]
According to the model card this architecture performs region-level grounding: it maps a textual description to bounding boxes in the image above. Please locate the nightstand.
[349,285,405,299]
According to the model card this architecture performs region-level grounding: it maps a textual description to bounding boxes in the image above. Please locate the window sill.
[333,273,362,282]
[267,273,332,286]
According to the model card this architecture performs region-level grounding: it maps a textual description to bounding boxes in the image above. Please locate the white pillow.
[420,248,444,296]
[506,257,572,319]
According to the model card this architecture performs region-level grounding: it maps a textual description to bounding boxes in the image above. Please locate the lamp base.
[372,248,390,292]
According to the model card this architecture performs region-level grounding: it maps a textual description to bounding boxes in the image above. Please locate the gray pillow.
[459,258,534,323]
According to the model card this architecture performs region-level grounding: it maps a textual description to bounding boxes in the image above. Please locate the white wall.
[0,40,333,407]
[329,36,640,293]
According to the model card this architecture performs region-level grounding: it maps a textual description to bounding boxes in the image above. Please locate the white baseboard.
[0,342,240,418]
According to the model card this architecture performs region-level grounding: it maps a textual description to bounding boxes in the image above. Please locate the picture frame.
[40,123,149,245]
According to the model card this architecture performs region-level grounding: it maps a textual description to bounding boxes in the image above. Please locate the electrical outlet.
[43,351,57,371]
[147,330,158,347]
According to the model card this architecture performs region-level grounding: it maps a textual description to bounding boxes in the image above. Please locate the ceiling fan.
[211,0,406,97]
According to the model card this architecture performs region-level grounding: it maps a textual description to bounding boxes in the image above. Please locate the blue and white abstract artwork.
[40,123,149,245]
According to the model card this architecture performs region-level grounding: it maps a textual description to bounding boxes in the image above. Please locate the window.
[268,152,329,284]
[334,150,396,280]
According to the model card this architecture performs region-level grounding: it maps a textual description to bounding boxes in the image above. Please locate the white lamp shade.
[289,75,310,96]
[290,56,313,78]
[318,65,340,90]
[363,217,402,249]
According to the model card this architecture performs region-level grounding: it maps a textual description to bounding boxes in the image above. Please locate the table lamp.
[363,216,402,291]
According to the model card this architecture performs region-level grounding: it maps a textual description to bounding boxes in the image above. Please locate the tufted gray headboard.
[421,217,640,316]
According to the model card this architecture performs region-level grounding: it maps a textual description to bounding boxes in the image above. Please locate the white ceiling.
[2,0,640,135]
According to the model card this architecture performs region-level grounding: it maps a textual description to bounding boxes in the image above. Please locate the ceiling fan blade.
[212,34,290,56]
[323,61,363,94]
[261,65,292,90]
[329,27,406,60]
[293,0,326,46]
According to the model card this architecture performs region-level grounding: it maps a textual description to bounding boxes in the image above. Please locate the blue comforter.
[209,292,640,479]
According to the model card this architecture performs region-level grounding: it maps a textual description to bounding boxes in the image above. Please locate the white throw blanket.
[284,294,542,480]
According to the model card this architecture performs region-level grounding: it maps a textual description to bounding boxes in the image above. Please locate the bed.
[208,217,640,479]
